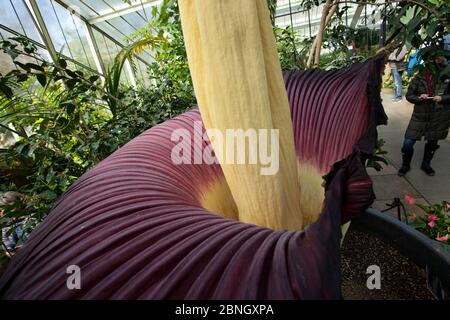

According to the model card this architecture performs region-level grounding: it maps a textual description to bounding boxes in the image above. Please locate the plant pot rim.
[353,208,450,292]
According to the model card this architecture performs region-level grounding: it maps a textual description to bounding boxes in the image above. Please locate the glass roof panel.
[10,0,43,43]
[120,10,148,30]
[0,29,19,75]
[39,0,72,57]
[0,30,52,75]
[0,0,42,44]
[101,0,129,11]
[1,0,183,87]
[76,0,111,15]
[59,0,101,19]
[104,16,137,38]
[94,20,128,44]
[92,28,120,69]
[0,1,27,35]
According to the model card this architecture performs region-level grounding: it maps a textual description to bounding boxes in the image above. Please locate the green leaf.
[426,23,437,38]
[65,69,78,79]
[15,61,31,72]
[408,221,426,229]
[2,48,19,60]
[54,75,67,82]
[26,63,45,72]
[74,71,85,78]
[17,73,29,82]
[36,73,47,87]
[0,82,13,98]
[416,203,431,213]
[406,16,422,32]
[24,46,34,54]
[66,103,76,115]
[5,227,16,237]
[89,75,100,83]
[15,143,28,154]
[58,59,67,69]
[39,190,57,201]
[66,78,79,89]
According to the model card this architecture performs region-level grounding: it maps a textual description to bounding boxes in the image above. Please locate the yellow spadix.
[179,0,304,230]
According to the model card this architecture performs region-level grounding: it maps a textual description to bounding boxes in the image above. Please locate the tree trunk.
[307,0,337,68]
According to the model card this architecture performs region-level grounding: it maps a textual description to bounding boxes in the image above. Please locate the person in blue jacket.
[407,49,420,78]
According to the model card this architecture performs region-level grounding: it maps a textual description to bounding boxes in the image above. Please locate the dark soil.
[341,224,435,300]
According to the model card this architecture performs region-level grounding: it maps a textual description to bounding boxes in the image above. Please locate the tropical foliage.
[0,37,107,241]
[275,26,310,70]
[281,0,450,68]
[407,200,450,249]
[0,0,196,258]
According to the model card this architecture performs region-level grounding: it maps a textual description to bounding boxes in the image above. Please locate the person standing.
[406,48,420,78]
[398,49,450,177]
[388,46,407,102]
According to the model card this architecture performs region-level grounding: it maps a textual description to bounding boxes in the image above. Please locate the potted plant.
[354,201,450,299]
[407,200,450,251]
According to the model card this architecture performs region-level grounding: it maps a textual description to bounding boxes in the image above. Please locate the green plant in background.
[0,37,110,244]
[126,0,196,121]
[295,0,449,68]
[0,0,200,256]
[274,26,309,70]
[0,37,110,173]
[407,201,450,251]
[320,25,381,70]
[104,36,163,117]
[267,0,278,26]
[80,0,197,164]
[385,0,450,49]
[365,138,389,172]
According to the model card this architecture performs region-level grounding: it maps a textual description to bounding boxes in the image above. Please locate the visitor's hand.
[419,94,429,100]
[432,96,442,102]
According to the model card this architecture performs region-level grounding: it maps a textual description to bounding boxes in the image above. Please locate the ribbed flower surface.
[0,55,386,299]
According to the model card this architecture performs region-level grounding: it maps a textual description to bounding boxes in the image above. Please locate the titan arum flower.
[0,0,387,299]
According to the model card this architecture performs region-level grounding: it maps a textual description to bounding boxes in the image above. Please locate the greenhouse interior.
[0,0,449,304]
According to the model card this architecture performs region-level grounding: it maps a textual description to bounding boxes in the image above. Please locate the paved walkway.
[368,89,450,217]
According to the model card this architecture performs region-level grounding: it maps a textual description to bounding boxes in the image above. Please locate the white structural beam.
[350,4,365,28]
[125,59,137,88]
[24,0,58,63]
[84,21,106,76]
[89,0,162,24]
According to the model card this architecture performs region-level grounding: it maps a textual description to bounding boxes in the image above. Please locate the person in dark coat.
[398,49,450,176]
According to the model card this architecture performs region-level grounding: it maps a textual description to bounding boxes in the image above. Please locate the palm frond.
[104,36,164,117]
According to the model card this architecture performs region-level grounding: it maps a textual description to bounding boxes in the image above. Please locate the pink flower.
[436,235,449,242]
[428,214,439,221]
[445,202,450,211]
[428,221,436,228]
[405,195,415,205]
[448,227,450,233]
